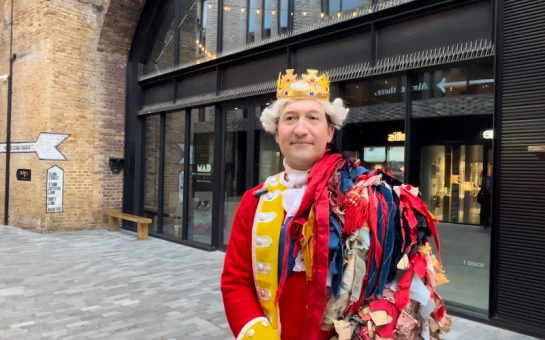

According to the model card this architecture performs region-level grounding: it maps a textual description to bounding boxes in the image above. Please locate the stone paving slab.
[0,225,537,340]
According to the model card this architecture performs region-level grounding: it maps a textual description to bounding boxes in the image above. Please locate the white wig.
[260,98,349,134]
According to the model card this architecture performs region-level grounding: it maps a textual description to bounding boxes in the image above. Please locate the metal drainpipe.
[4,0,15,225]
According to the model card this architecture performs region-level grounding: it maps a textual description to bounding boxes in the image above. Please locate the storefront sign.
[197,164,211,173]
[482,129,494,140]
[436,78,494,93]
[387,131,405,142]
[46,166,64,213]
[0,133,69,160]
[374,82,428,97]
[16,169,31,181]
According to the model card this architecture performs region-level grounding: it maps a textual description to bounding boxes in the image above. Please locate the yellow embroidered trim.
[251,173,287,332]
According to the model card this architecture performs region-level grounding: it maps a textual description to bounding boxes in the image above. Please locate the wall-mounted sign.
[482,129,494,140]
[197,164,211,173]
[387,131,406,142]
[16,169,31,181]
[0,133,69,160]
[46,166,64,213]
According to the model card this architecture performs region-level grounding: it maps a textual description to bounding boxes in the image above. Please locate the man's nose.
[293,118,309,135]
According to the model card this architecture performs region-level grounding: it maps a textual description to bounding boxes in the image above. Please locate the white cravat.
[282,159,309,217]
[281,159,309,271]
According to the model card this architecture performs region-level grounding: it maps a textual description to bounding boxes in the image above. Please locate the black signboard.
[16,169,31,181]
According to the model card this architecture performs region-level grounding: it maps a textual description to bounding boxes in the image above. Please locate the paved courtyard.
[0,225,538,339]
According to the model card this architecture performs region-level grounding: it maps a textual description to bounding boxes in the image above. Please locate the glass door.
[223,107,250,248]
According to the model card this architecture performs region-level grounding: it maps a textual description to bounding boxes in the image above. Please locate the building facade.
[0,0,543,337]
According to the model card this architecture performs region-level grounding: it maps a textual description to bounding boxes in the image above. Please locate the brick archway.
[92,0,145,222]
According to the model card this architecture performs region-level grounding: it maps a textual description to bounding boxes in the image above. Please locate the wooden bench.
[105,209,152,240]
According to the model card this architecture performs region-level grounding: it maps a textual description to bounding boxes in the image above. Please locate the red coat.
[221,185,266,337]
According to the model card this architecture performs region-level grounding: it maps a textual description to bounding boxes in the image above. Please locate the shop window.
[341,76,406,180]
[254,106,282,184]
[162,112,186,240]
[188,107,215,245]
[223,108,249,246]
[143,115,162,233]
[411,62,494,312]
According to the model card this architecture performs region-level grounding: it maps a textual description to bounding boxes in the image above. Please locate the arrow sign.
[0,133,69,160]
[436,78,494,93]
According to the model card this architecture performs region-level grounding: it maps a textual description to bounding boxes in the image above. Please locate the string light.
[202,3,371,19]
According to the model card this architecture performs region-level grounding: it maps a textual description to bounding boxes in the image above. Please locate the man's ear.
[327,125,335,143]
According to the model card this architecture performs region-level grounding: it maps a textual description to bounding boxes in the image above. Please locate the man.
[221,69,450,340]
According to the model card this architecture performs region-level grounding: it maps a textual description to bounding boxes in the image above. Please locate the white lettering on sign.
[46,166,64,213]
[482,129,494,140]
[387,131,406,142]
[0,133,69,160]
[463,259,485,268]
[197,164,211,173]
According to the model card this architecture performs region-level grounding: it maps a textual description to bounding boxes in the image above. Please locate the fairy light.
[336,12,342,18]
[320,12,325,18]
[302,11,308,16]
[352,11,357,17]
[256,9,261,14]
[272,10,276,16]
[207,3,212,9]
[240,7,245,13]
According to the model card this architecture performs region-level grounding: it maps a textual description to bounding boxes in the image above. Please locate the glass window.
[254,106,282,184]
[224,108,249,246]
[321,0,371,15]
[412,62,494,311]
[263,0,274,39]
[279,0,289,35]
[144,0,176,73]
[162,112,186,240]
[188,107,215,244]
[143,115,161,233]
[195,0,218,64]
[341,76,406,179]
[247,0,258,44]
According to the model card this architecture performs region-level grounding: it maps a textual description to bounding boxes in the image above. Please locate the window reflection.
[254,106,282,184]
[143,115,161,232]
[224,108,249,246]
[412,62,494,311]
[188,107,215,244]
[144,0,176,73]
[162,112,186,239]
[341,76,406,180]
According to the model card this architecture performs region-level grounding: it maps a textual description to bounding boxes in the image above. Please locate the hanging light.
[272,10,276,16]
[207,3,212,9]
[302,11,308,16]
[336,12,341,18]
[240,7,246,13]
[256,8,261,14]
[320,12,325,18]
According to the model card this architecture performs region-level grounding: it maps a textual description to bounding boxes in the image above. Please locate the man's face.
[275,100,335,171]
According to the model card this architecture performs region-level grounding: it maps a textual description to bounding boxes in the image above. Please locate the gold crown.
[276,69,330,100]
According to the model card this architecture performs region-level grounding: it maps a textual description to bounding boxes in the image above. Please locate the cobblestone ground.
[0,225,537,340]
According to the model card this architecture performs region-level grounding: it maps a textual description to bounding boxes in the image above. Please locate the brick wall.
[0,0,144,231]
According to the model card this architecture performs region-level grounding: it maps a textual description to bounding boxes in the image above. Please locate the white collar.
[283,158,309,188]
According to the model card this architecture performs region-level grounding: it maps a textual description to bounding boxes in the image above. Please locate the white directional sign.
[436,78,494,93]
[46,166,64,213]
[0,133,69,160]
